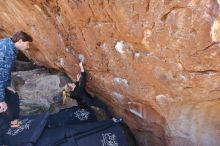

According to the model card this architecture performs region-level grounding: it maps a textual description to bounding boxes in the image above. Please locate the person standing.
[0,31,33,127]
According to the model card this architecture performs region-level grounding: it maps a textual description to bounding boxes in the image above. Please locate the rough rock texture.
[11,68,73,115]
[0,0,220,145]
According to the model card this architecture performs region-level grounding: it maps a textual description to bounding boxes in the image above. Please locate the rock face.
[0,0,220,145]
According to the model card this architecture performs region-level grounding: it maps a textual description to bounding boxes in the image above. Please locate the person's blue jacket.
[0,38,18,102]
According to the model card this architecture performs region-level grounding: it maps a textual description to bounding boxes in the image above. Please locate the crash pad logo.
[101,133,119,146]
[74,108,90,121]
[6,118,32,136]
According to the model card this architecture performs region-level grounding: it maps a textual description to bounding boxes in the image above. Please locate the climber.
[0,31,33,128]
[63,61,112,118]
[63,61,91,106]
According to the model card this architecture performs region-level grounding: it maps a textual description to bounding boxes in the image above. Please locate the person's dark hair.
[11,31,33,43]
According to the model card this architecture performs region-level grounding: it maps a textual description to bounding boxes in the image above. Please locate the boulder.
[11,68,73,115]
[1,0,220,145]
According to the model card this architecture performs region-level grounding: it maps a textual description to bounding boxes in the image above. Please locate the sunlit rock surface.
[0,0,220,145]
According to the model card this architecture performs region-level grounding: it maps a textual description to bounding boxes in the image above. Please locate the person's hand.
[76,73,81,81]
[0,102,7,113]
[78,54,85,62]
[7,86,16,93]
